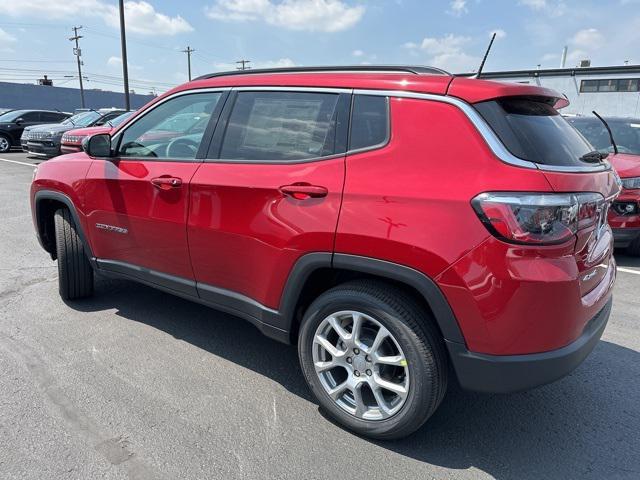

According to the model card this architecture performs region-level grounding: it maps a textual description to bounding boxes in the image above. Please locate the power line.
[182,46,195,81]
[69,26,85,108]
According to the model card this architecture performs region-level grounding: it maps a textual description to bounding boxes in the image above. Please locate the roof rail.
[193,65,451,81]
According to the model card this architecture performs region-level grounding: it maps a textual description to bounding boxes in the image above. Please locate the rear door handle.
[279,183,328,200]
[151,176,182,190]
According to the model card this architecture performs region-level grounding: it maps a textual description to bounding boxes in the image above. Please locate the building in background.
[461,64,640,117]
[0,81,156,112]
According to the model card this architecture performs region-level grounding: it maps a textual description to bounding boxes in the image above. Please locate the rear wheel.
[298,280,447,440]
[0,134,11,153]
[54,208,94,300]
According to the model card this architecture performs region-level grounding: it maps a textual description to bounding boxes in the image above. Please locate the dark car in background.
[22,108,126,158]
[0,109,70,153]
[60,111,135,154]
[567,116,640,254]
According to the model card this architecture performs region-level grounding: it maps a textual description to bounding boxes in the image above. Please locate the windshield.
[109,111,134,127]
[475,97,594,167]
[62,111,101,127]
[0,110,28,122]
[568,117,640,155]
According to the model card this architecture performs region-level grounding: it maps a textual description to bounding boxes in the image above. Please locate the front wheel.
[0,134,11,153]
[54,208,94,300]
[298,280,448,440]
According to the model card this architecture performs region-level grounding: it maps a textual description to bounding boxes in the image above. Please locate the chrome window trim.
[231,85,352,95]
[353,88,611,173]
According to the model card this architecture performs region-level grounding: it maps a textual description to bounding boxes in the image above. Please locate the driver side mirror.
[83,133,112,158]
[15,118,24,125]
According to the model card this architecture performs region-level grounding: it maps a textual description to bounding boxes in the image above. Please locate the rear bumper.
[612,227,640,248]
[447,296,612,393]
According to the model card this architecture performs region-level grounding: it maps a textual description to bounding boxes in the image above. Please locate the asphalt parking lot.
[1,151,639,480]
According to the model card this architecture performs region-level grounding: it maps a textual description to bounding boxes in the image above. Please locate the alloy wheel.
[312,310,410,421]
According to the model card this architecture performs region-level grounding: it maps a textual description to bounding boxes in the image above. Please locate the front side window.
[349,95,389,151]
[219,91,340,161]
[117,92,223,160]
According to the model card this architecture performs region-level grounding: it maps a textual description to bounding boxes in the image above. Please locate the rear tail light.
[472,192,604,245]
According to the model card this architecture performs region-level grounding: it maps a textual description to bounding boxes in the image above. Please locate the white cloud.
[352,49,364,57]
[0,27,17,52]
[0,0,193,36]
[518,0,566,16]
[447,0,467,16]
[205,0,365,32]
[107,56,122,67]
[404,34,479,73]
[489,29,506,39]
[570,28,603,48]
[108,2,193,35]
[519,0,546,8]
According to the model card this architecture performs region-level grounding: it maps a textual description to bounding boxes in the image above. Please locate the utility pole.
[236,59,251,71]
[69,26,85,108]
[119,0,131,110]
[182,46,195,81]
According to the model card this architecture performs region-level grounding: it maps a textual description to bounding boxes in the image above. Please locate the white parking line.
[0,157,37,167]
[618,267,640,276]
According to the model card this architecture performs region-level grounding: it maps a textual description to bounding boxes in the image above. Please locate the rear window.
[568,117,640,155]
[475,97,594,167]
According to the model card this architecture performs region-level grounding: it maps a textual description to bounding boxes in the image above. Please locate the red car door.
[83,90,228,292]
[187,89,350,313]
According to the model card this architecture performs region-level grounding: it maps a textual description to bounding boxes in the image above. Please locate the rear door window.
[219,91,341,161]
[475,97,594,167]
[349,95,389,151]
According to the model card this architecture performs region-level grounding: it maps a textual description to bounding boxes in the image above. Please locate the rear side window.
[475,97,593,167]
[41,112,64,122]
[349,95,389,151]
[220,91,340,161]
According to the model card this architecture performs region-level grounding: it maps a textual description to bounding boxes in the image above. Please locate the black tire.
[627,236,640,257]
[298,280,448,440]
[54,208,94,300]
[0,134,11,153]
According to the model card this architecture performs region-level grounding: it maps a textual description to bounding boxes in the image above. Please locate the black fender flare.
[279,252,465,345]
[33,190,96,263]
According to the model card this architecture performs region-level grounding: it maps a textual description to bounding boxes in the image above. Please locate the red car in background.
[567,116,640,255]
[60,111,135,154]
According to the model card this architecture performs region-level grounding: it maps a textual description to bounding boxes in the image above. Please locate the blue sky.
[0,0,638,94]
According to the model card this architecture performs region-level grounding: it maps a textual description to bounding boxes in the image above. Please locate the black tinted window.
[41,112,64,122]
[349,95,388,151]
[220,91,340,161]
[475,97,593,167]
[21,112,41,122]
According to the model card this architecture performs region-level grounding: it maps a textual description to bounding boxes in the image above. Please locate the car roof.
[161,65,565,106]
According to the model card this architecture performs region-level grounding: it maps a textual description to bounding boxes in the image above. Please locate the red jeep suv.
[30,66,619,439]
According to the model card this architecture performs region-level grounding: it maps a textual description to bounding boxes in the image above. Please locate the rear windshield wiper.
[579,150,608,163]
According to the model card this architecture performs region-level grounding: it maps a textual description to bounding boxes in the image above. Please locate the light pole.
[119,0,131,110]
